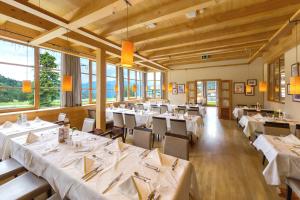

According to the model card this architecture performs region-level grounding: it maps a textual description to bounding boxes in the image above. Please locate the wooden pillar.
[96,48,106,130]
[164,71,168,100]
[34,47,40,110]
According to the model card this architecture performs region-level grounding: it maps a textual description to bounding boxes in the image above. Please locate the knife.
[172,158,179,171]
[84,167,104,181]
[81,164,102,180]
[102,172,123,194]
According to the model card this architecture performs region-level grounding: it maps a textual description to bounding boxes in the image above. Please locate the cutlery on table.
[147,189,160,200]
[104,140,114,147]
[139,150,150,159]
[171,158,179,171]
[145,163,160,172]
[83,167,104,181]
[102,172,123,194]
[133,172,151,183]
[104,148,114,155]
[81,164,102,180]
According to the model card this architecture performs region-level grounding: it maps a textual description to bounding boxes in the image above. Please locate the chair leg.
[286,184,292,200]
[152,134,155,148]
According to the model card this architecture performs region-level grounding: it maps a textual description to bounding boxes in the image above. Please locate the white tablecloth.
[143,103,176,113]
[239,115,298,138]
[232,107,248,119]
[106,108,159,128]
[10,129,200,200]
[253,134,300,185]
[158,113,203,137]
[0,120,58,160]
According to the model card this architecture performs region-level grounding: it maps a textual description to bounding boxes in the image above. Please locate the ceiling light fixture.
[185,10,197,19]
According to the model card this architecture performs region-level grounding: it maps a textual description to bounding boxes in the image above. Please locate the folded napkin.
[147,148,162,166]
[252,113,264,120]
[34,117,41,123]
[1,121,13,128]
[281,134,300,146]
[111,138,124,152]
[118,176,140,200]
[26,132,39,144]
[83,156,95,174]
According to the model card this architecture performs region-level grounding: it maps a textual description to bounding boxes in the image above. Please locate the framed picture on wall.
[291,62,299,76]
[177,84,185,94]
[293,94,300,102]
[172,88,178,95]
[287,84,291,95]
[233,82,245,94]
[245,86,255,96]
[247,79,257,86]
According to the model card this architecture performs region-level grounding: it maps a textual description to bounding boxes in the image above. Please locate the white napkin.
[252,113,264,120]
[2,121,13,128]
[111,138,124,152]
[26,132,39,144]
[118,176,140,200]
[281,134,300,146]
[147,148,162,166]
[34,117,41,122]
[83,156,95,174]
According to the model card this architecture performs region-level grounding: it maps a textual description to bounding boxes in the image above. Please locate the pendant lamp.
[121,1,134,67]
[259,81,267,92]
[62,75,72,92]
[22,43,32,93]
[114,84,119,93]
[290,21,300,94]
[168,83,173,92]
[132,84,137,93]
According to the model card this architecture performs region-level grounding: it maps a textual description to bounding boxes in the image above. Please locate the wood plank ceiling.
[0,0,299,70]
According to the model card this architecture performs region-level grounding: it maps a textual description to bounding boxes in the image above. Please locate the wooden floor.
[189,107,281,200]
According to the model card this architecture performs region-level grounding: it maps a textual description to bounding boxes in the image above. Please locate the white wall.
[264,45,300,120]
[167,58,264,106]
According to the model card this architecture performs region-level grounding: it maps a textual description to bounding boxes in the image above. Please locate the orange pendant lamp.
[22,80,32,93]
[121,1,134,67]
[290,76,300,94]
[246,85,252,93]
[132,84,137,93]
[121,40,134,67]
[114,84,119,93]
[168,83,173,92]
[259,81,267,92]
[62,75,72,92]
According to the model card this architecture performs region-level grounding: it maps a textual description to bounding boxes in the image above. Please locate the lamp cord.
[126,2,128,40]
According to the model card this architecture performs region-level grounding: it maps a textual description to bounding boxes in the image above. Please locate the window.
[106,63,117,102]
[123,68,128,100]
[147,72,161,98]
[80,58,89,105]
[268,55,285,103]
[136,71,143,98]
[39,48,61,108]
[0,40,35,110]
[129,70,136,98]
[123,68,143,99]
[91,62,96,102]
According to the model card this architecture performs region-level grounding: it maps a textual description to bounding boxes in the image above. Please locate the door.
[196,80,219,106]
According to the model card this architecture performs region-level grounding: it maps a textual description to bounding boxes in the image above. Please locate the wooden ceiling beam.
[147,32,273,58]
[130,0,300,44]
[139,15,286,52]
[101,0,218,36]
[0,0,166,71]
[249,8,300,63]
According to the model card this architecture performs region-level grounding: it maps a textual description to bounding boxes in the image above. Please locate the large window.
[106,63,117,102]
[268,55,285,103]
[147,72,161,98]
[0,40,35,110]
[123,68,143,99]
[39,48,61,108]
[80,58,89,105]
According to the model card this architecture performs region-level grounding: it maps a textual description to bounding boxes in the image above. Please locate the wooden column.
[96,48,106,130]
[164,71,168,100]
[34,47,40,110]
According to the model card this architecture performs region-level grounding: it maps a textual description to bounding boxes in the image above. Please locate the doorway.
[196,80,218,106]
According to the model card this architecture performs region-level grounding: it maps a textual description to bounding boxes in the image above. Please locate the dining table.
[0,118,58,160]
[238,114,299,138]
[253,134,300,185]
[10,128,200,200]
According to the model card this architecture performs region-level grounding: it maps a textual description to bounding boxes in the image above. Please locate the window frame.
[106,63,118,102]
[146,71,162,99]
[124,68,143,100]
[268,55,285,103]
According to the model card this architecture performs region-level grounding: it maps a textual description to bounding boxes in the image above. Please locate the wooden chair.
[170,118,192,142]
[295,124,300,138]
[0,172,51,200]
[93,128,125,143]
[263,121,290,136]
[187,109,200,116]
[160,105,168,114]
[152,116,168,144]
[81,118,95,133]
[54,113,70,126]
[286,178,300,200]
[0,158,25,182]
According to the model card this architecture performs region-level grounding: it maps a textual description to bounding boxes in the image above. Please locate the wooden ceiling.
[0,0,300,70]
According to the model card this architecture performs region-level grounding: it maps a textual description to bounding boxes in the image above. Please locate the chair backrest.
[187,109,200,116]
[87,109,96,119]
[189,106,199,111]
[170,119,187,136]
[152,117,167,136]
[151,106,161,113]
[178,108,186,115]
[263,121,290,136]
[113,112,124,128]
[133,127,152,150]
[178,105,187,109]
[236,104,247,108]
[136,104,144,110]
[160,105,168,114]
[58,113,66,121]
[124,113,136,129]
[164,132,189,160]
[82,118,95,132]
